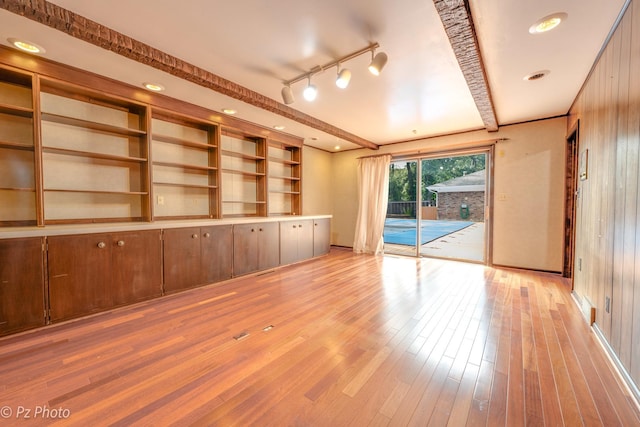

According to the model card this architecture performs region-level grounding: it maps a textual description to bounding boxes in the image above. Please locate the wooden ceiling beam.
[433,0,498,131]
[0,0,379,150]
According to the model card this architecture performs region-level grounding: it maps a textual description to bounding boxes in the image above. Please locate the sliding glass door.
[384,150,490,263]
[384,160,419,256]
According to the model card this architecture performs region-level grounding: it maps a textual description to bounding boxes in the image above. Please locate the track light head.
[336,67,351,89]
[303,77,317,101]
[368,51,388,76]
[281,85,294,104]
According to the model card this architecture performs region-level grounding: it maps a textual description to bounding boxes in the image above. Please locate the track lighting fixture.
[280,42,386,104]
[281,85,294,104]
[303,77,318,101]
[368,50,388,76]
[336,65,351,89]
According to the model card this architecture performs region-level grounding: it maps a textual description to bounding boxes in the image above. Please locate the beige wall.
[302,145,333,216]
[327,116,567,272]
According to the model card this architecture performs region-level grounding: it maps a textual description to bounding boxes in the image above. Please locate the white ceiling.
[0,0,627,152]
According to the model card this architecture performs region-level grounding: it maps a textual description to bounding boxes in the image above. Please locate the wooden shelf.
[153,182,217,190]
[269,175,300,181]
[41,112,147,137]
[153,161,216,171]
[0,186,35,192]
[0,140,34,151]
[153,134,216,150]
[221,150,265,161]
[268,157,300,165]
[0,103,33,118]
[44,188,148,195]
[223,200,267,204]
[269,190,301,195]
[43,146,147,163]
[221,168,265,177]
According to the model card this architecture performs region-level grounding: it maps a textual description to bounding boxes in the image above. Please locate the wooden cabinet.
[220,130,267,217]
[233,222,279,276]
[0,237,45,336]
[151,113,219,220]
[280,219,314,265]
[313,218,331,256]
[47,230,162,322]
[39,79,150,224]
[163,225,232,293]
[201,225,233,284]
[0,66,39,226]
[268,140,301,216]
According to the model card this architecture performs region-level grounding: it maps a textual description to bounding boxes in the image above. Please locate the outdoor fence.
[387,201,435,217]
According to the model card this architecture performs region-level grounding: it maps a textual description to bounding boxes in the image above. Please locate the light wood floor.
[1,248,638,426]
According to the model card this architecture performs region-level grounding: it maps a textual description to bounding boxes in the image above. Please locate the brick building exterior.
[427,170,485,222]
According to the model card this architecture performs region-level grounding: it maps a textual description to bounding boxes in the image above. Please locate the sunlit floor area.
[385,222,485,262]
[0,248,638,425]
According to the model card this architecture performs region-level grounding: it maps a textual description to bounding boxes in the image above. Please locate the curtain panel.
[353,155,391,254]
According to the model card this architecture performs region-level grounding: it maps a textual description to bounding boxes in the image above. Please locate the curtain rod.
[356,137,508,159]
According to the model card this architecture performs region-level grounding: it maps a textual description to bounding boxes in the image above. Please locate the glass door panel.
[384,160,418,256]
[420,153,487,262]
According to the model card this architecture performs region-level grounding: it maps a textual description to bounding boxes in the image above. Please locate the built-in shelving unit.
[0,66,38,226]
[151,112,219,219]
[268,140,301,216]
[39,79,150,223]
[0,49,305,227]
[220,129,267,217]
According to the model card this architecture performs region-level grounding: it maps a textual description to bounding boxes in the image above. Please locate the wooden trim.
[32,74,44,227]
[563,120,580,279]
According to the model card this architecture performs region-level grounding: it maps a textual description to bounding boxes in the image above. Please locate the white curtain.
[353,154,392,254]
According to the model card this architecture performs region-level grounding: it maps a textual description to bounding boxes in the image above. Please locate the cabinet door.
[296,219,314,261]
[233,223,259,276]
[111,230,162,305]
[313,218,331,257]
[0,238,45,335]
[258,222,280,270]
[48,233,111,322]
[201,225,233,284]
[163,227,202,293]
[279,221,298,265]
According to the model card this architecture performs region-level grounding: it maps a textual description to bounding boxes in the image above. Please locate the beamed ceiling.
[0,0,628,151]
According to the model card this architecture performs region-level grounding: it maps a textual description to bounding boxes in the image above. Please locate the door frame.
[389,146,494,265]
[564,120,580,282]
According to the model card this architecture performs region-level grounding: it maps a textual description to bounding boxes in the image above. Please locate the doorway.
[384,149,491,263]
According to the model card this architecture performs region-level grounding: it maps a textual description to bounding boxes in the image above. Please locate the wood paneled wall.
[568,0,640,390]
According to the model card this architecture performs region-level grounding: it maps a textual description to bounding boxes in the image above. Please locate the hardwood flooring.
[0,247,638,426]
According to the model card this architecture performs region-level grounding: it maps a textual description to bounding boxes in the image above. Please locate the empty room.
[1,0,640,425]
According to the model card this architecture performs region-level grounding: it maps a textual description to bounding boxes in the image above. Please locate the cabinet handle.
[292,225,296,228]
[251,228,255,232]
[97,242,106,249]
[203,232,210,238]
[192,234,199,239]
[299,224,303,228]
[259,228,263,232]
[315,223,318,226]
[117,240,125,247]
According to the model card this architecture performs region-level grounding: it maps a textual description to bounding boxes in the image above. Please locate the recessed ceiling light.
[334,145,341,150]
[273,125,285,130]
[143,82,165,92]
[529,13,567,34]
[8,38,45,54]
[523,70,550,81]
[222,108,237,115]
